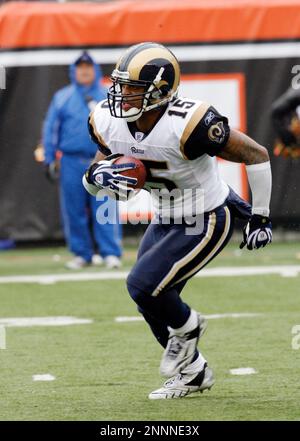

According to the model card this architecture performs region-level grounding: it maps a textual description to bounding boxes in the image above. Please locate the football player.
[83,42,272,399]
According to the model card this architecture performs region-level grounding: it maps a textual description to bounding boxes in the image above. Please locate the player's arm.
[88,111,112,157]
[82,113,110,195]
[217,129,269,165]
[180,103,272,249]
[180,105,271,216]
[217,129,272,249]
[93,151,107,162]
[82,112,137,200]
[218,128,271,217]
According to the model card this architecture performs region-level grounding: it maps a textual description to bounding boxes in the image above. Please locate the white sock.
[181,352,206,375]
[170,309,198,336]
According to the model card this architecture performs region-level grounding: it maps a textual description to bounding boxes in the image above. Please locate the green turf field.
[0,243,300,421]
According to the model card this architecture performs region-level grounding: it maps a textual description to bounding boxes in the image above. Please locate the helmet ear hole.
[151,89,162,100]
[160,85,169,97]
[151,85,169,101]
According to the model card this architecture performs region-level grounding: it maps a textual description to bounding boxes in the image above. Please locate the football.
[114,156,147,189]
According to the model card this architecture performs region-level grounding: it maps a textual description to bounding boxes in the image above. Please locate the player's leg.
[60,156,94,265]
[158,206,234,380]
[151,207,234,398]
[132,221,196,347]
[137,278,210,397]
[127,205,233,389]
[137,279,187,348]
[131,221,174,347]
[127,206,232,324]
[128,264,212,399]
[152,206,234,294]
[139,301,214,399]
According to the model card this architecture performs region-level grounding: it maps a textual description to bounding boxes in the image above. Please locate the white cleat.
[149,363,214,400]
[65,256,89,270]
[104,255,121,269]
[160,313,207,377]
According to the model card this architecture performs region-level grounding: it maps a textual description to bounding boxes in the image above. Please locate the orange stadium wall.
[0,0,300,241]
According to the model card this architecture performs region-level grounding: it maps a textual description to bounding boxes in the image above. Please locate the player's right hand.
[240,214,272,250]
[85,153,138,201]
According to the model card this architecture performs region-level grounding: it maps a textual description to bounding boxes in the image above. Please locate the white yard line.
[0,316,93,327]
[0,271,129,284]
[230,368,257,376]
[0,266,299,284]
[115,313,263,323]
[32,374,56,382]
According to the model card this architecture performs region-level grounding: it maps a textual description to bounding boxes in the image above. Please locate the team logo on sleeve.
[208,121,226,143]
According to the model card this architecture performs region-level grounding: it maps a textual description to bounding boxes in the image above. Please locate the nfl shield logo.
[135,132,144,142]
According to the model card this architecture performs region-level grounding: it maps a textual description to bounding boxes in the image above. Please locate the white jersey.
[89,97,230,218]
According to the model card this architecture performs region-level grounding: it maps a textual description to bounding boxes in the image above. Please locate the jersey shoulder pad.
[174,99,230,160]
[167,97,209,142]
[88,100,112,154]
[168,97,203,127]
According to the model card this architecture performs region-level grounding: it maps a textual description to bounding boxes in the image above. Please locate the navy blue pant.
[127,191,250,348]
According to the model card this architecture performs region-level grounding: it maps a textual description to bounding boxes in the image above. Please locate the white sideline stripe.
[230,367,257,376]
[115,313,263,323]
[197,266,300,277]
[203,313,263,320]
[115,317,144,322]
[0,271,129,284]
[0,316,93,328]
[0,266,299,284]
[32,374,56,382]
[1,42,300,67]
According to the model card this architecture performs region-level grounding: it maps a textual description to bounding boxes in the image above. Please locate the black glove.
[240,214,272,250]
[45,161,59,182]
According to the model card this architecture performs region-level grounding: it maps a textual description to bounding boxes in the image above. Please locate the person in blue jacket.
[43,51,122,269]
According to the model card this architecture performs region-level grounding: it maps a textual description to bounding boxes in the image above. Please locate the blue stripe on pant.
[127,205,234,348]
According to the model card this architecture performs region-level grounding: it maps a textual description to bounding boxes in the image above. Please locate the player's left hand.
[240,214,272,250]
